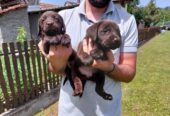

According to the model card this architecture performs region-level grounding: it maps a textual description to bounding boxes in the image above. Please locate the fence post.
[16,42,29,102]
[2,43,17,107]
[0,57,10,109]
[9,42,24,105]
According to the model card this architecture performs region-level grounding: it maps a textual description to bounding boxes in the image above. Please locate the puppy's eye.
[41,16,47,22]
[103,29,108,33]
[42,19,45,22]
[101,28,110,34]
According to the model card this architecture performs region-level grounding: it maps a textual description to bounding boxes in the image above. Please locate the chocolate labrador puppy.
[64,20,121,100]
[38,11,71,54]
[38,11,82,96]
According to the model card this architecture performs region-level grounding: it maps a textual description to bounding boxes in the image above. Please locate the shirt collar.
[76,0,86,15]
[76,0,115,16]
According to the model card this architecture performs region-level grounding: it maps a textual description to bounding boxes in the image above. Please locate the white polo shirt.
[58,1,138,116]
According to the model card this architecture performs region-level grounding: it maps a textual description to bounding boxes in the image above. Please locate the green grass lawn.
[35,32,170,116]
[122,31,170,116]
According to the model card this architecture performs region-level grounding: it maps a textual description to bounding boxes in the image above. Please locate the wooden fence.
[138,27,161,45]
[0,40,61,113]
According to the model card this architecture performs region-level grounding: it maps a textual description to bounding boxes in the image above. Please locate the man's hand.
[38,40,72,74]
[82,39,114,72]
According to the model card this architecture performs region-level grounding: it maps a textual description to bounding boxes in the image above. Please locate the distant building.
[64,1,78,7]
[0,0,31,43]
[27,0,39,5]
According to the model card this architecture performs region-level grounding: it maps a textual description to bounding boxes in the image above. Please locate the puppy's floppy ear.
[38,17,43,38]
[116,28,121,40]
[86,21,102,42]
[113,22,121,39]
[58,14,66,34]
[38,24,42,38]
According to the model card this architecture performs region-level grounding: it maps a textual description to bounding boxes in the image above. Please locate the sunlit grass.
[122,31,170,116]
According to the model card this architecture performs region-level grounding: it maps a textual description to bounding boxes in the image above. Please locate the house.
[0,0,31,43]
[27,0,39,5]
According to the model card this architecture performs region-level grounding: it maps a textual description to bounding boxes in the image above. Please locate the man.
[38,0,138,115]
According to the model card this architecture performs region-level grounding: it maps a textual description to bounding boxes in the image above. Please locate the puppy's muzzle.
[102,36,121,50]
[43,17,59,36]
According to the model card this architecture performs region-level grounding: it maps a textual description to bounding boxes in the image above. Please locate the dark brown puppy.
[74,20,121,100]
[78,20,121,65]
[38,11,83,96]
[38,11,71,54]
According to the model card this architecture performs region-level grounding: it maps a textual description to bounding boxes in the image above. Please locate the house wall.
[27,0,39,5]
[28,12,41,39]
[0,28,2,43]
[0,7,31,43]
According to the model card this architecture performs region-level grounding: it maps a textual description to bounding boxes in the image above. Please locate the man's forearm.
[107,64,136,83]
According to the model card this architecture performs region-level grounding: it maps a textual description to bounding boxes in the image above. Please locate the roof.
[39,3,59,10]
[0,3,27,14]
[27,3,59,12]
[28,3,78,13]
[64,1,78,6]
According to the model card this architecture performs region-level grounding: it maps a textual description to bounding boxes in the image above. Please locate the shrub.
[16,26,26,43]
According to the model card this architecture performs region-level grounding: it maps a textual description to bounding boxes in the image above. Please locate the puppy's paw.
[90,49,104,60]
[72,77,83,97]
[49,35,62,45]
[96,88,113,100]
[103,93,113,100]
[79,52,93,65]
[61,34,71,47]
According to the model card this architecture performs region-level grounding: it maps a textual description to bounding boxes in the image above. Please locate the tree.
[127,0,139,13]
[127,0,143,26]
[128,0,161,27]
[158,8,170,26]
[143,0,161,27]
